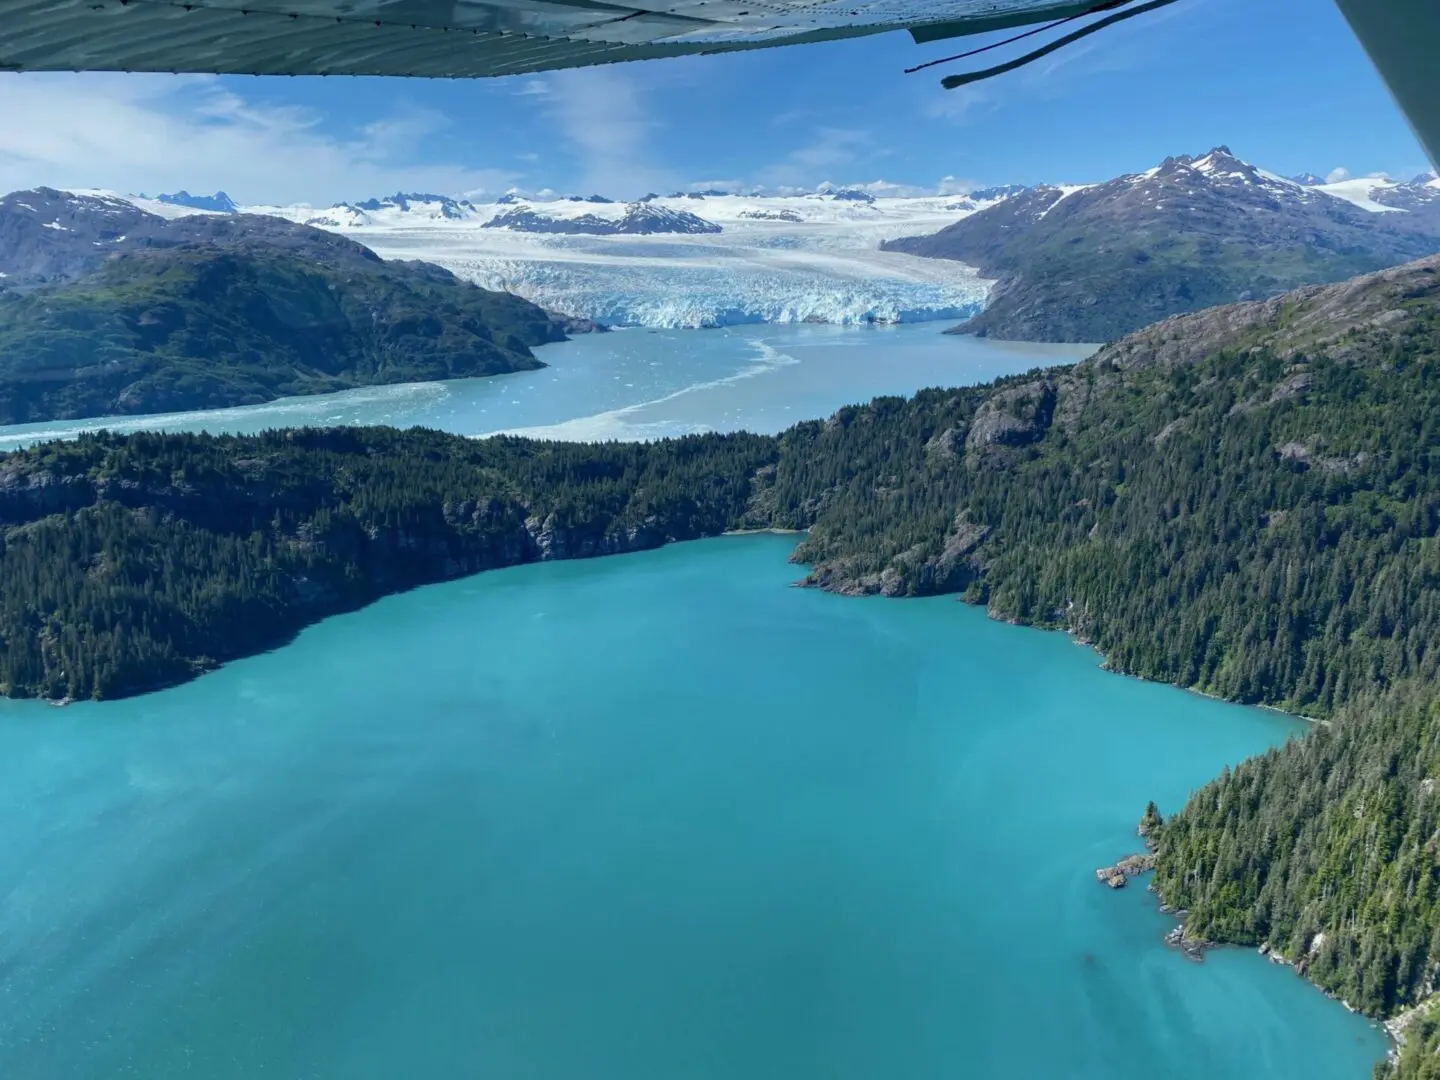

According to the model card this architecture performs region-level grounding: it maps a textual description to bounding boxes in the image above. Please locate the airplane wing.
[1334,0,1440,168]
[0,0,1434,168]
[0,0,1130,78]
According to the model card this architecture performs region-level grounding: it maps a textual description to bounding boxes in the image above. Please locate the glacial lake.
[0,322,1094,449]
[0,535,1387,1079]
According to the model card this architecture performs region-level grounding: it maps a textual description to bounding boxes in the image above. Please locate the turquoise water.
[0,323,1093,450]
[0,536,1385,1079]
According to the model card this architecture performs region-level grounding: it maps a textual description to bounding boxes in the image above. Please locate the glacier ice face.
[438,252,985,327]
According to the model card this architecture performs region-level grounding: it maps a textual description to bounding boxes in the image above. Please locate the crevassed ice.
[443,255,988,328]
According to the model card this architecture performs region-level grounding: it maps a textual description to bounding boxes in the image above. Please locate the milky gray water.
[0,537,1386,1079]
[0,323,1094,449]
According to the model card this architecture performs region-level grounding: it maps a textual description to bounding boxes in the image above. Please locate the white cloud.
[846,179,930,198]
[670,174,989,199]
[1326,167,1350,183]
[922,84,994,124]
[685,179,746,193]
[0,73,520,205]
[0,71,1000,206]
[540,68,677,198]
[758,127,877,189]
[735,128,986,197]
[936,175,981,196]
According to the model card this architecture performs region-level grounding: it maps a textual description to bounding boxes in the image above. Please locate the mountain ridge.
[152,190,239,213]
[481,200,723,236]
[882,147,1440,342]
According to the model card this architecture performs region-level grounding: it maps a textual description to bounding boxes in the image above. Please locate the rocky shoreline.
[1092,852,1216,962]
[1095,803,1216,962]
[1096,807,1407,1059]
[1161,921,1211,962]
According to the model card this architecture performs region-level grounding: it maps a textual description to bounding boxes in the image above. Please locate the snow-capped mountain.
[1312,173,1440,228]
[346,192,477,219]
[151,190,239,213]
[883,146,1440,342]
[481,201,722,236]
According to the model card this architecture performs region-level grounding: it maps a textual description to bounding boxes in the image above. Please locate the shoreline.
[1033,612,1330,729]
[1096,832,1398,1054]
[1090,862,1398,1055]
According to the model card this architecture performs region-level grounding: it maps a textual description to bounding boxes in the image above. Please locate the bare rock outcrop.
[964,379,1056,469]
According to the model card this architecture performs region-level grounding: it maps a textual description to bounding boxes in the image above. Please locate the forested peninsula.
[4,255,1440,1074]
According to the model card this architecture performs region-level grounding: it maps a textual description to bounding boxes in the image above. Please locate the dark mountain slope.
[0,189,584,423]
[883,148,1440,342]
[0,187,159,285]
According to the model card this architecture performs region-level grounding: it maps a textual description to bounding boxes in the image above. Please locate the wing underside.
[0,0,1102,77]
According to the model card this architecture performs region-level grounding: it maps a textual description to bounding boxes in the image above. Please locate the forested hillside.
[0,428,775,700]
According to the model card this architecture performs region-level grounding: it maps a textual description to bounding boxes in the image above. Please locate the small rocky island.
[1093,852,1155,889]
[1094,801,1163,887]
[1095,801,1212,961]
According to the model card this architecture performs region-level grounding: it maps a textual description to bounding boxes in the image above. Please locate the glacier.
[241,193,996,329]
[420,244,990,328]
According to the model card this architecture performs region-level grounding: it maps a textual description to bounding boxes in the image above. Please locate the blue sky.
[0,0,1429,204]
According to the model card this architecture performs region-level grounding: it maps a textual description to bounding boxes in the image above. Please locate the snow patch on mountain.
[1315,174,1440,217]
[67,188,225,221]
[1317,178,1409,214]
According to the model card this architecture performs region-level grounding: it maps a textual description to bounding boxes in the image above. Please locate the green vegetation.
[4,256,1440,1075]
[755,309,1440,730]
[0,246,567,423]
[0,427,775,700]
[1155,683,1440,1015]
[1389,1003,1440,1078]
